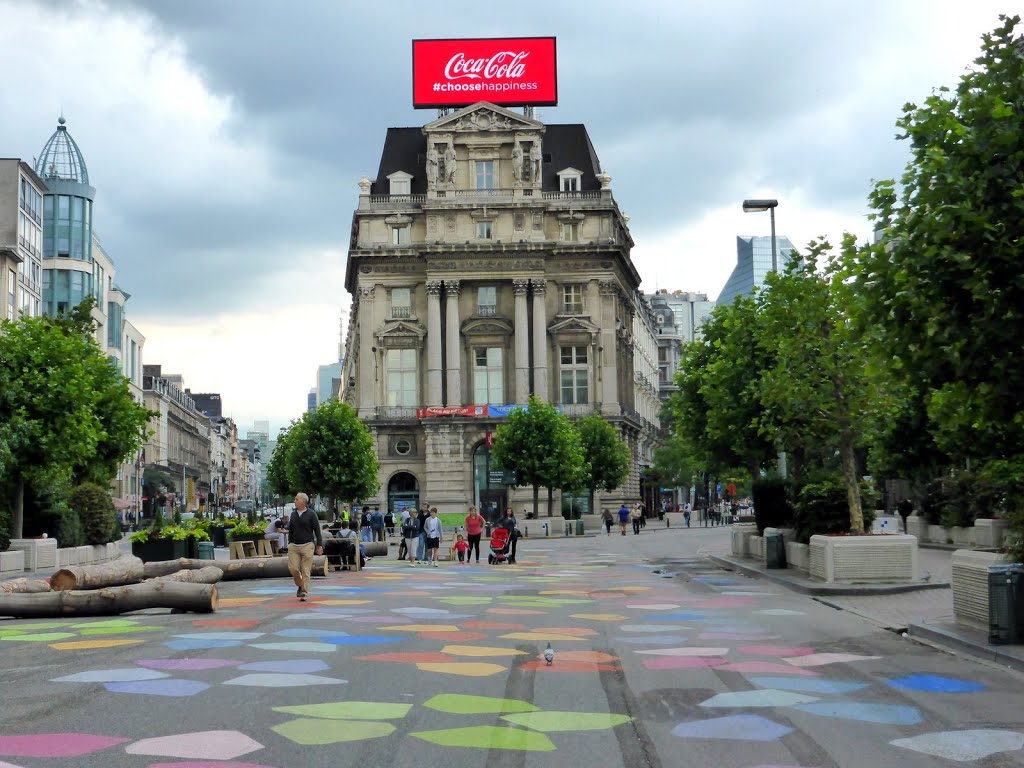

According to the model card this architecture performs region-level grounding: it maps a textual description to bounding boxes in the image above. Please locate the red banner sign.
[412,37,558,108]
[416,405,488,418]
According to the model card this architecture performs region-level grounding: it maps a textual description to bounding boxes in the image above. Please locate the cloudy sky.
[0,0,1007,435]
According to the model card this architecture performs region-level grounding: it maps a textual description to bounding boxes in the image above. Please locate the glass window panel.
[58,195,69,219]
[475,160,494,189]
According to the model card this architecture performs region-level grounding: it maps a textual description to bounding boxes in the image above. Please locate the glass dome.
[35,116,89,185]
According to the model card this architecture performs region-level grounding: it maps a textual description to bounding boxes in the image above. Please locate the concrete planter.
[749,535,765,562]
[974,519,1009,549]
[951,549,1013,631]
[906,515,926,540]
[0,549,25,575]
[730,523,758,557]
[808,534,918,583]
[786,541,810,573]
[7,539,58,571]
[928,524,948,544]
[76,545,93,564]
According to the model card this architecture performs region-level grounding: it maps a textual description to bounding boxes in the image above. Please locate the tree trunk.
[143,558,211,578]
[148,566,223,585]
[534,484,543,517]
[50,555,145,591]
[219,555,328,581]
[839,432,864,534]
[0,581,218,618]
[1,578,52,594]
[12,474,24,539]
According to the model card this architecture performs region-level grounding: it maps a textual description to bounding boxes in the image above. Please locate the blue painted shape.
[672,714,792,741]
[239,659,330,674]
[886,675,986,694]
[164,639,243,650]
[650,613,713,622]
[793,701,922,725]
[104,679,210,697]
[693,577,738,585]
[748,676,869,694]
[615,635,688,645]
[321,635,404,646]
[274,628,349,638]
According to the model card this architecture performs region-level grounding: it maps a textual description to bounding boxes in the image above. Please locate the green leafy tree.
[71,482,118,545]
[491,396,585,517]
[859,15,1024,462]
[576,414,631,495]
[265,425,294,497]
[283,400,379,509]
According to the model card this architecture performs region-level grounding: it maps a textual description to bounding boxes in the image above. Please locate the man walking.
[423,507,443,567]
[617,503,630,536]
[287,492,323,602]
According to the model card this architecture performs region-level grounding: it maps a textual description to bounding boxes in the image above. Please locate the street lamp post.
[742,198,779,273]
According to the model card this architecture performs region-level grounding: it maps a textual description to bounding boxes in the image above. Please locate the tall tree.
[575,413,631,496]
[491,396,585,517]
[265,425,294,498]
[284,400,379,509]
[0,301,150,538]
[859,15,1024,461]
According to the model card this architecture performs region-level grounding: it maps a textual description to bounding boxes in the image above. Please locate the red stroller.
[488,527,512,564]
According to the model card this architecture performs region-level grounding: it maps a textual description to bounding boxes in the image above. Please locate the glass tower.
[36,116,97,316]
[716,235,796,306]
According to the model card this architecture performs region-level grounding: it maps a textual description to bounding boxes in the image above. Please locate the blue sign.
[716,484,723,495]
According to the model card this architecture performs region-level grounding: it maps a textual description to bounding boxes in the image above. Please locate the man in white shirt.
[265,517,288,551]
[423,507,443,567]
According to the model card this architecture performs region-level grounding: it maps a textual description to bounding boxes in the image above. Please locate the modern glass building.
[35,116,96,315]
[716,235,796,306]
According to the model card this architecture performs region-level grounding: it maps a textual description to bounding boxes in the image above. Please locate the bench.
[229,540,258,559]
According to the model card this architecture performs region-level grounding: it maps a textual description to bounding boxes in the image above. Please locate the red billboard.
[412,37,557,109]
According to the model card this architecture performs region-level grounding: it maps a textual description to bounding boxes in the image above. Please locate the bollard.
[523,525,528,538]
[666,516,670,528]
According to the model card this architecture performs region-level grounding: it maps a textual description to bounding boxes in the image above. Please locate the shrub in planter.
[752,474,793,534]
[0,507,9,552]
[792,474,876,544]
[70,483,118,545]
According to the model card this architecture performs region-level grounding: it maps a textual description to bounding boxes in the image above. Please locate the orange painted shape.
[530,627,598,637]
[547,650,619,663]
[463,621,528,630]
[419,631,489,642]
[218,597,273,606]
[356,652,452,663]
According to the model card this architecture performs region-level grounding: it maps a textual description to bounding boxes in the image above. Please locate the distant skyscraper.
[316,362,342,405]
[307,388,317,412]
[716,235,796,306]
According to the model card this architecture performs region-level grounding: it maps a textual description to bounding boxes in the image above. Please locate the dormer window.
[557,167,583,193]
[387,170,413,196]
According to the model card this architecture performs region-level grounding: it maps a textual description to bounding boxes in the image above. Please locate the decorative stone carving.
[531,279,547,295]
[443,140,457,184]
[513,278,530,295]
[514,212,525,231]
[444,280,461,297]
[425,280,443,296]
[446,214,456,231]
[596,172,612,189]
[529,142,542,182]
[358,286,375,299]
[359,264,420,275]
[599,279,618,295]
[427,216,437,234]
[512,140,524,183]
[358,176,372,195]
[430,259,544,273]
[426,146,438,186]
[533,213,543,231]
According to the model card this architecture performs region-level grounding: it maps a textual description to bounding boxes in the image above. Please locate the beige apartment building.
[341,102,660,521]
[0,159,45,321]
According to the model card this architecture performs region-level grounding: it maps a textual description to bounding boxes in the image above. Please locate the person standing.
[401,510,420,566]
[631,503,643,535]
[464,505,484,564]
[423,507,443,567]
[601,508,613,536]
[416,503,429,563]
[370,505,385,542]
[287,492,323,601]
[501,507,519,564]
[617,503,630,536]
[384,508,396,539]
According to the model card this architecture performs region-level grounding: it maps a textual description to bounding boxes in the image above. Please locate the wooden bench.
[229,540,258,559]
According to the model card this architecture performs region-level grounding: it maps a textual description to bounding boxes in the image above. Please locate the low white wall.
[0,549,25,576]
[809,534,918,583]
[786,541,809,573]
[952,548,1010,630]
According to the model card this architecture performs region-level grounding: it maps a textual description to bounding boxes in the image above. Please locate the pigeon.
[544,642,554,666]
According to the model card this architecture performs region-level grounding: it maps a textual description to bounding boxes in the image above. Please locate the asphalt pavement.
[2,524,1023,767]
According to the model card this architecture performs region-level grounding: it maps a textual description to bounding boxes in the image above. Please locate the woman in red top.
[464,505,484,564]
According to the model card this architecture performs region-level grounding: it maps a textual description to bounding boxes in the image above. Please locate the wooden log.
[143,558,212,578]
[0,581,218,618]
[218,555,328,581]
[50,555,145,591]
[1,578,52,594]
[363,541,388,558]
[148,566,223,585]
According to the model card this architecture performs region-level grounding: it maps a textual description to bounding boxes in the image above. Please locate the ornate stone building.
[341,102,658,520]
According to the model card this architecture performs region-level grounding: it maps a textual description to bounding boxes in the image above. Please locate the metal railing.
[368,194,426,206]
[390,305,411,318]
[542,191,602,201]
[477,305,497,316]
[376,406,418,419]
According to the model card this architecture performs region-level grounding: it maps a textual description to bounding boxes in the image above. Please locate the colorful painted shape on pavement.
[416,662,506,677]
[105,680,211,697]
[671,714,793,742]
[136,659,242,671]
[272,719,395,744]
[223,673,346,688]
[423,694,538,715]
[54,668,169,683]
[126,731,263,760]
[890,730,1024,762]
[272,702,412,720]
[793,701,922,726]
[0,734,129,758]
[410,726,556,751]
[50,639,146,650]
[501,711,632,732]
[886,675,985,693]
[747,676,869,694]
[699,689,819,708]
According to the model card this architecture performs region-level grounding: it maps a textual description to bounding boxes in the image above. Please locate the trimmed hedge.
[792,474,877,544]
[0,507,10,552]
[751,475,793,534]
[70,483,118,545]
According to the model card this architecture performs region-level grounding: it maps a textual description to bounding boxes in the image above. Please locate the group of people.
[600,502,649,536]
[397,503,520,567]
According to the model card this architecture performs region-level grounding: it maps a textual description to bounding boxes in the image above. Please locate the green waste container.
[197,541,215,560]
[575,519,586,536]
[765,532,786,569]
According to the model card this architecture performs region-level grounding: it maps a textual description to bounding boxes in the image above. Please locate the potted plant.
[228,520,266,544]
[211,514,232,547]
[130,525,189,562]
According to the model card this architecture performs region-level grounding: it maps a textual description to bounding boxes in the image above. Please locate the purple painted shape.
[718,661,818,676]
[347,616,408,624]
[0,734,129,757]
[136,659,242,671]
[643,657,726,670]
[671,714,793,741]
[105,679,210,697]
[238,659,329,674]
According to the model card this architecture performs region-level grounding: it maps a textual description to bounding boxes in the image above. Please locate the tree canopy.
[576,413,631,494]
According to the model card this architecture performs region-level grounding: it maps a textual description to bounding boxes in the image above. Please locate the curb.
[908,620,1024,673]
[707,553,950,596]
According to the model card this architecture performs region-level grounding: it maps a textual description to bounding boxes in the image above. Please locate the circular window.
[395,439,412,455]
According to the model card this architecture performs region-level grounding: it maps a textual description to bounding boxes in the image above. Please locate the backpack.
[401,518,418,538]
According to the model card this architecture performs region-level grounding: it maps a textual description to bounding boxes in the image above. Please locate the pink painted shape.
[697,597,756,608]
[717,661,819,676]
[136,659,243,671]
[0,762,26,768]
[738,645,816,657]
[126,731,263,760]
[146,763,277,768]
[0,734,129,758]
[642,657,726,670]
[699,632,783,641]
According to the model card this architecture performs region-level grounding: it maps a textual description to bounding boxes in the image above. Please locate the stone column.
[357,286,375,417]
[598,280,620,414]
[531,279,548,400]
[426,280,443,407]
[445,280,462,406]
[513,278,530,403]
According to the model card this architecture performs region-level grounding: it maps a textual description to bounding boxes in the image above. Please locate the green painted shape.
[436,597,493,605]
[501,711,633,732]
[0,629,28,637]
[424,694,539,715]
[0,622,71,630]
[273,701,412,720]
[77,625,162,636]
[272,718,395,744]
[2,632,77,642]
[411,725,556,751]
[70,620,140,628]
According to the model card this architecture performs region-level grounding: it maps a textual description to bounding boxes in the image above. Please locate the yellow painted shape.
[499,632,587,642]
[441,645,528,658]
[416,662,507,677]
[218,597,273,606]
[571,613,629,621]
[49,638,146,650]
[379,624,462,633]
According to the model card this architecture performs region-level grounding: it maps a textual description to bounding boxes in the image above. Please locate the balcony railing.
[376,406,418,419]
[543,191,602,201]
[561,403,597,417]
[454,188,516,199]
[477,305,497,316]
[390,305,411,319]
[367,194,425,208]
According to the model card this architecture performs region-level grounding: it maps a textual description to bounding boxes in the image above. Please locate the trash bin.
[485,522,492,537]
[197,541,215,560]
[575,519,585,536]
[765,532,786,569]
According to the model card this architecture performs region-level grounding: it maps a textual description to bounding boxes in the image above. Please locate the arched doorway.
[387,472,419,517]
[473,443,507,523]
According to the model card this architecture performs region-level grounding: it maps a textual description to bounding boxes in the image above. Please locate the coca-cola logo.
[443,51,529,81]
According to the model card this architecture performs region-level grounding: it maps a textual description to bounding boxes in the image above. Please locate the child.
[454,533,469,563]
